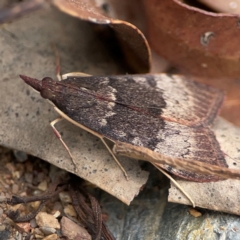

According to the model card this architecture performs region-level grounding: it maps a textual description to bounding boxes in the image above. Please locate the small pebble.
[36,212,60,229]
[13,150,28,162]
[4,192,11,199]
[19,192,27,197]
[16,222,31,232]
[33,190,42,196]
[35,234,44,239]
[38,180,48,191]
[30,219,37,228]
[34,228,43,235]
[52,210,61,218]
[189,208,202,217]
[0,194,6,202]
[12,171,21,179]
[24,173,33,183]
[0,208,4,217]
[40,226,56,235]
[30,201,40,210]
[64,204,77,217]
[59,191,72,203]
[61,216,91,240]
[12,184,19,194]
[0,224,5,231]
[42,234,58,240]
[5,163,15,173]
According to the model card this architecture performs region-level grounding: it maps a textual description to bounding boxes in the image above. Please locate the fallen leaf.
[52,0,151,73]
[0,6,148,205]
[144,0,240,78]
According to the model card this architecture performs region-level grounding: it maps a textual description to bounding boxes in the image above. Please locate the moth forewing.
[20,73,227,182]
[20,73,129,179]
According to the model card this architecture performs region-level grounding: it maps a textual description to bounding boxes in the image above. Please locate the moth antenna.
[51,44,62,81]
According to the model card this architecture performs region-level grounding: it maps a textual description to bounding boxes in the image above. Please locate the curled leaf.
[52,0,151,73]
[144,0,240,78]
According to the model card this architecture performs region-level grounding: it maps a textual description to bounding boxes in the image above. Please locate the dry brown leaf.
[52,0,151,73]
[144,0,240,78]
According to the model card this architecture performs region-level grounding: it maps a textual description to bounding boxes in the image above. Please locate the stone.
[38,180,48,191]
[59,191,72,203]
[42,234,58,240]
[61,216,91,240]
[63,204,77,217]
[36,212,60,229]
[40,226,56,235]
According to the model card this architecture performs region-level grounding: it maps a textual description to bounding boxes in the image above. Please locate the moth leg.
[153,163,195,207]
[100,137,129,181]
[50,117,77,171]
[53,106,129,180]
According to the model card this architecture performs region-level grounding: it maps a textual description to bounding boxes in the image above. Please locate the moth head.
[40,77,58,100]
[20,75,60,101]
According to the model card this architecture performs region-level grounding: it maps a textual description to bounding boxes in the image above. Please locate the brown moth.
[19,73,239,182]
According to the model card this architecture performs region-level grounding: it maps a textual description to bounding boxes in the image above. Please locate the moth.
[19,73,240,182]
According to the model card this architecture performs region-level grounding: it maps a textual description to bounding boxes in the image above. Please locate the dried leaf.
[144,0,240,78]
[52,0,151,73]
[0,6,148,205]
